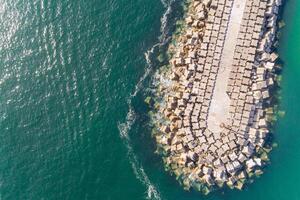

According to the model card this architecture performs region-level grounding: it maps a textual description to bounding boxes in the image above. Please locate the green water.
[0,0,299,199]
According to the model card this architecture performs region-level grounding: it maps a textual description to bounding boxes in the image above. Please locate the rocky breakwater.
[150,0,282,194]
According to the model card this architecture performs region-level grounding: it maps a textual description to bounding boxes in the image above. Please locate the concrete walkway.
[207,0,247,133]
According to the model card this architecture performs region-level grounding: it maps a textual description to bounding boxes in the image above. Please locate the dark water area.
[0,0,299,200]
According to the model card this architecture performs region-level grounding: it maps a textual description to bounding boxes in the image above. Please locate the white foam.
[117,107,162,200]
[160,0,168,8]
[117,1,178,199]
[159,0,175,44]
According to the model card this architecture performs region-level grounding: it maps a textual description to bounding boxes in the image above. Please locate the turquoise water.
[0,0,299,199]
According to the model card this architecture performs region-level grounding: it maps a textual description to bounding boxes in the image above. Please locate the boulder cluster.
[151,0,282,194]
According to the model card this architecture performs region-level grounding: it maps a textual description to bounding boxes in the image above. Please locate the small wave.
[159,0,175,44]
[130,65,152,100]
[160,0,168,8]
[117,55,162,200]
[118,84,161,200]
[146,0,176,64]
[160,0,174,8]
[118,107,135,139]
[117,1,179,199]
[118,52,161,199]
[117,108,161,200]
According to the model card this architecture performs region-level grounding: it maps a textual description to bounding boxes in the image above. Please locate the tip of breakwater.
[147,0,284,195]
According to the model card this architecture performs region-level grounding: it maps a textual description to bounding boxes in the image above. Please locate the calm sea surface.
[0,0,299,199]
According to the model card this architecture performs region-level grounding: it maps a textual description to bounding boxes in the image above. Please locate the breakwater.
[151,0,282,194]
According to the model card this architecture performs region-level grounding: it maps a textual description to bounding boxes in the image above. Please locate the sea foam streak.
[118,107,161,200]
[117,60,161,200]
[117,0,176,199]
[159,0,175,44]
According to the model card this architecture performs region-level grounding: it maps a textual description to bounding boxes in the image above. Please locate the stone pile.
[152,0,282,194]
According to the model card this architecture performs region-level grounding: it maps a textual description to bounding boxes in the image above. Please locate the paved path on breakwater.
[207,0,247,133]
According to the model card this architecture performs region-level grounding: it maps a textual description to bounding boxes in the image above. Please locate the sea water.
[0,0,299,199]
